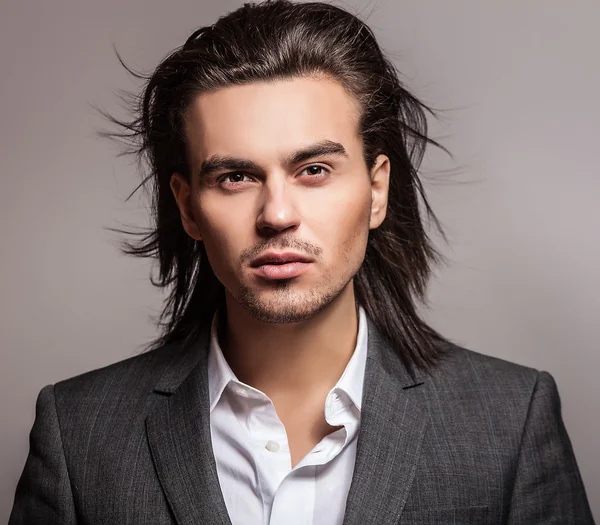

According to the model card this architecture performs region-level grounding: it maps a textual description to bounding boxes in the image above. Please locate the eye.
[301,165,330,178]
[217,172,253,185]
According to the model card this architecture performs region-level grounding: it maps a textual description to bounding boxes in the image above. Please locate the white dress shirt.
[207,305,369,525]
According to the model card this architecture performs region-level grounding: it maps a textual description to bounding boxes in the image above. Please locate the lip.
[252,261,312,280]
[250,251,314,267]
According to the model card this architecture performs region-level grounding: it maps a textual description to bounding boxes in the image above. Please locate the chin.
[236,284,340,324]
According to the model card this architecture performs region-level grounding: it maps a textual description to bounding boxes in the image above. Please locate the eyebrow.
[197,140,349,178]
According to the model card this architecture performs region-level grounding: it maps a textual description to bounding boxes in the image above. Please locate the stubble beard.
[235,267,354,324]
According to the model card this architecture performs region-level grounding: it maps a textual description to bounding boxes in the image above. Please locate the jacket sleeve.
[9,384,78,524]
[507,371,595,524]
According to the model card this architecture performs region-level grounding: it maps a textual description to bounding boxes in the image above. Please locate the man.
[9,0,594,523]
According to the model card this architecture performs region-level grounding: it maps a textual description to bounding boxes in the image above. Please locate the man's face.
[171,76,389,323]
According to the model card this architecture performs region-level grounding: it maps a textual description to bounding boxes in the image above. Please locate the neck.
[218,283,360,403]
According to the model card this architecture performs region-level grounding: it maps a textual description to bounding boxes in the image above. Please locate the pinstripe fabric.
[9,315,595,524]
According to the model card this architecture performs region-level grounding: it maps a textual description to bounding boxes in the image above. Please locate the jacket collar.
[341,315,427,525]
[147,324,233,525]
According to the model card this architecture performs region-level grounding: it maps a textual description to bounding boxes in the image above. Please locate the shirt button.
[265,440,280,452]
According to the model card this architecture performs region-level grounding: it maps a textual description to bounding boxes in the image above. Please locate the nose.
[255,175,300,236]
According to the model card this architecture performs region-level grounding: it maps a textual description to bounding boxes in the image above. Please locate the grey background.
[1,0,597,520]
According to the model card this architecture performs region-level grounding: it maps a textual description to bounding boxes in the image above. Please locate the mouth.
[250,251,314,267]
[251,261,313,280]
[249,251,314,280]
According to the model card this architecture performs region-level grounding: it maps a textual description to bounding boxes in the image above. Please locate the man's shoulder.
[52,338,202,410]
[416,341,552,439]
[429,339,544,397]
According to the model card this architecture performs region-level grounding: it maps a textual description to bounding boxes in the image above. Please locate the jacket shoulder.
[52,339,200,409]
[432,340,542,391]
[415,342,548,461]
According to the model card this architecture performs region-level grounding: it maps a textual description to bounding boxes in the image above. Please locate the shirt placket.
[230,384,294,524]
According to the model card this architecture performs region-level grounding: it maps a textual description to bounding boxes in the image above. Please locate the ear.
[170,173,203,241]
[369,154,390,230]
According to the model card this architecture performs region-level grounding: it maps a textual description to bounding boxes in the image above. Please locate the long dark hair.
[100,0,450,376]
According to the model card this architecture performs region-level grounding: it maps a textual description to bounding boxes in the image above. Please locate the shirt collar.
[207,304,369,413]
[207,309,235,412]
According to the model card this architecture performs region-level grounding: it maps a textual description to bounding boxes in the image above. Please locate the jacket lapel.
[342,316,428,525]
[144,313,427,525]
[145,326,232,525]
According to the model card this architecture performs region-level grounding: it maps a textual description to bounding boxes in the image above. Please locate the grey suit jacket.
[9,316,595,524]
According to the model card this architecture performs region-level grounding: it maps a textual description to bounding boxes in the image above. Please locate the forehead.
[183,76,362,164]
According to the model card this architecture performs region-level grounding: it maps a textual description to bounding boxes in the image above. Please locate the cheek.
[341,204,371,260]
[309,187,371,260]
[193,198,247,275]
